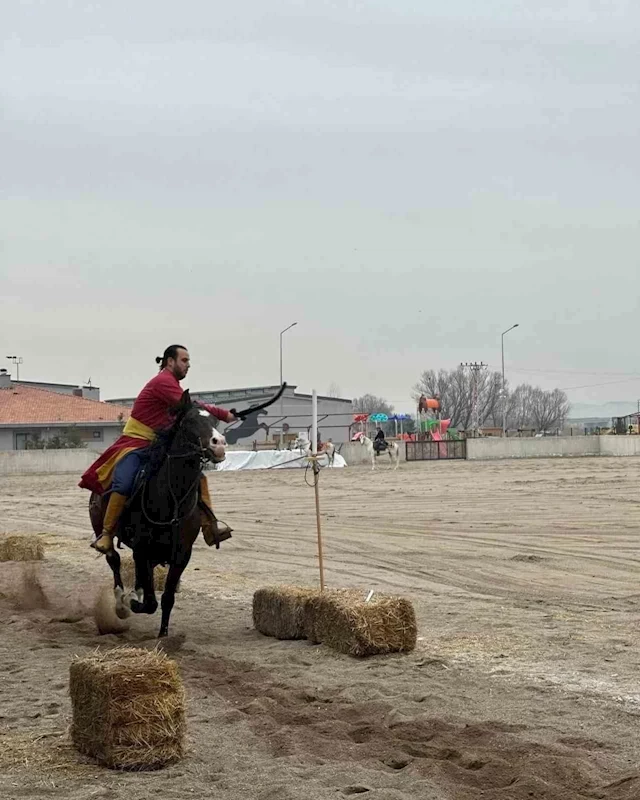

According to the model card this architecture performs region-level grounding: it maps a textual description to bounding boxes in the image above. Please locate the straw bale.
[253,585,320,639]
[70,646,185,770]
[119,555,178,593]
[305,590,417,657]
[0,534,44,562]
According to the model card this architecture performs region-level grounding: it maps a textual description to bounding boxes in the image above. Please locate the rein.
[140,428,210,530]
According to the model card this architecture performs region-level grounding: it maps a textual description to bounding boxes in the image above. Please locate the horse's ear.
[179,390,192,411]
[171,390,192,419]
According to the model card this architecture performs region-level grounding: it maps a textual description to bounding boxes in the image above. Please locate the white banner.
[211,450,346,471]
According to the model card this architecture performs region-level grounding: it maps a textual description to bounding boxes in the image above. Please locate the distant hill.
[568,401,639,421]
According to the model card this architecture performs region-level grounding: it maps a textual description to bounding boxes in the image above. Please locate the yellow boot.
[91,492,127,554]
[199,476,232,548]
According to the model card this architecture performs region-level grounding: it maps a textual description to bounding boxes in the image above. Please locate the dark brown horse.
[89,391,219,637]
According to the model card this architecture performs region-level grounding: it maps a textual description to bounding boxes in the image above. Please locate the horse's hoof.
[130,599,157,615]
[115,603,131,620]
[114,587,131,619]
[130,599,144,614]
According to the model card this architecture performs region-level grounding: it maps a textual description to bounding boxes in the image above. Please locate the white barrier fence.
[0,449,99,475]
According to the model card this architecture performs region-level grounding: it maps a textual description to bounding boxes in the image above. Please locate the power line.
[560,376,640,391]
[501,365,640,378]
[488,365,640,392]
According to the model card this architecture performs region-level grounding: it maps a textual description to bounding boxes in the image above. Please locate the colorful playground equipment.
[351,398,462,448]
[416,395,460,453]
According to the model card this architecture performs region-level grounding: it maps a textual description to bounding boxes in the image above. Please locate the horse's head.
[172,391,226,462]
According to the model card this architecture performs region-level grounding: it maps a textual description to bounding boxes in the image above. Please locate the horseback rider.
[79,345,236,554]
[373,426,387,454]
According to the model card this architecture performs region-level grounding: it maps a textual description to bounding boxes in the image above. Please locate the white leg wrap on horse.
[114,585,131,619]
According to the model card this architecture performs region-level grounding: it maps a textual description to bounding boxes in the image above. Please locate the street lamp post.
[6,355,23,381]
[501,325,519,437]
[278,322,297,447]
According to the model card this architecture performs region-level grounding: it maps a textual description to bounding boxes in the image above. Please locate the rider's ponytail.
[157,345,187,370]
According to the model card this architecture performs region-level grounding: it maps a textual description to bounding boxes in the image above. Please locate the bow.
[229,383,287,421]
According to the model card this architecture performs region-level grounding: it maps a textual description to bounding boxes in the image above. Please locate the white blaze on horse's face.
[210,430,226,447]
[198,410,210,418]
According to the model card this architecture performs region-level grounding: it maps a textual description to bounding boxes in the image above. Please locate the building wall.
[0,424,122,452]
[108,385,354,445]
[199,389,353,445]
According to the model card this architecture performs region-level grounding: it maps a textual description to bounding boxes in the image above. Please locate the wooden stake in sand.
[311,390,325,591]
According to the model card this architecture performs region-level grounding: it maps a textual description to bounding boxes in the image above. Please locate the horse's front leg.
[129,552,157,615]
[105,550,130,619]
[159,554,191,638]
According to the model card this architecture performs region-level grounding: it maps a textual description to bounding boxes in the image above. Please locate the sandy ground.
[1,457,640,800]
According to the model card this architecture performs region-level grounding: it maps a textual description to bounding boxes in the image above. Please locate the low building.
[13,379,100,401]
[108,384,354,445]
[0,370,129,451]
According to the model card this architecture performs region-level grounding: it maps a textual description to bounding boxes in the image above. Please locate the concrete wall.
[337,441,407,466]
[467,436,640,460]
[0,449,98,475]
[600,436,640,457]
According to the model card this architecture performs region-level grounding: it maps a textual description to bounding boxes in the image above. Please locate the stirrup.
[91,533,114,554]
[202,519,233,548]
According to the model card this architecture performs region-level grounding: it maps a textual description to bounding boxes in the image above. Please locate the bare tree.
[530,388,571,432]
[326,382,342,398]
[352,394,396,436]
[413,367,503,429]
[415,369,570,433]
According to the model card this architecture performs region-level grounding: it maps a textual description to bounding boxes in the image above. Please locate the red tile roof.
[0,385,131,425]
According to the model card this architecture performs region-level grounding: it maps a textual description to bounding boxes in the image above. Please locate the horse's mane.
[145,404,195,477]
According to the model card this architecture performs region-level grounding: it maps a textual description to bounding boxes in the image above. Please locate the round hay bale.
[69,647,185,770]
[119,555,178,594]
[305,590,418,657]
[0,534,44,562]
[253,585,320,640]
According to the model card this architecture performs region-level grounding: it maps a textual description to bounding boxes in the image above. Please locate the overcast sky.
[2,0,638,412]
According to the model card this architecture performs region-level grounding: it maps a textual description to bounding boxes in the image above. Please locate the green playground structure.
[418,417,461,441]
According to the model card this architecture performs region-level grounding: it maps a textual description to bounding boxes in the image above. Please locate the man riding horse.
[79,345,236,554]
[373,426,388,454]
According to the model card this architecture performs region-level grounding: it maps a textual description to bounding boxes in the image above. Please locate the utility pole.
[278,322,297,449]
[501,324,519,437]
[460,362,488,437]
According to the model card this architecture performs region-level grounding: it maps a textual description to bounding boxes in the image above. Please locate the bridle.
[140,416,212,532]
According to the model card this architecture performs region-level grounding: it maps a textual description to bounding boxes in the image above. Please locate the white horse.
[356,434,400,470]
[322,441,336,466]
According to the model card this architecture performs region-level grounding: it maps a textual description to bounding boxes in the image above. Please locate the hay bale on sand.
[0,534,44,562]
[119,555,178,593]
[305,590,417,657]
[70,647,185,770]
[252,585,320,640]
[254,586,417,657]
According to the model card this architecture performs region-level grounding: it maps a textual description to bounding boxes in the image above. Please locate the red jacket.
[130,370,233,429]
[79,369,232,494]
